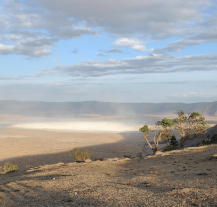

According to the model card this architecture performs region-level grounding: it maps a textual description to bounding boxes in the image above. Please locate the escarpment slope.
[0,144,216,207]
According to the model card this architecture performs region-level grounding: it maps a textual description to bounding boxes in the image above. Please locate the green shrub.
[136,150,143,158]
[164,144,175,151]
[69,148,93,162]
[0,162,19,173]
[95,157,103,161]
[123,154,132,158]
[164,135,179,151]
[197,138,212,146]
[203,138,212,145]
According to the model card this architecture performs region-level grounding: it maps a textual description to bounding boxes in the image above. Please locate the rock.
[85,159,92,163]
[210,154,217,160]
[155,151,164,156]
[57,162,65,165]
[123,158,131,161]
[107,157,128,162]
[112,157,119,161]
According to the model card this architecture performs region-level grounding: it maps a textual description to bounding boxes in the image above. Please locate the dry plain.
[0,114,217,206]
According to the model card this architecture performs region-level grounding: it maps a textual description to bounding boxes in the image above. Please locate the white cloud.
[154,26,217,53]
[0,76,22,80]
[0,37,53,57]
[0,0,216,57]
[171,92,204,97]
[113,38,145,52]
[0,0,97,57]
[31,0,212,38]
[96,53,107,57]
[0,44,14,54]
[51,53,217,77]
[104,48,125,54]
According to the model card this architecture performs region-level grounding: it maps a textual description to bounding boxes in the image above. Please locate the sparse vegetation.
[140,110,209,153]
[197,134,217,146]
[173,110,208,148]
[26,165,30,169]
[163,135,179,151]
[136,150,143,158]
[123,154,132,158]
[0,162,19,173]
[139,118,173,154]
[197,138,212,146]
[69,148,93,162]
[95,157,103,161]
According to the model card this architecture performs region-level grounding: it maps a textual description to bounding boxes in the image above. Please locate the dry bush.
[0,162,19,173]
[69,148,93,162]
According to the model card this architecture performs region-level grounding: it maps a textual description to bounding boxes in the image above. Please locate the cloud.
[52,53,217,77]
[71,48,78,54]
[96,53,107,57]
[30,0,212,39]
[154,27,217,53]
[105,48,125,54]
[170,92,205,98]
[0,0,216,58]
[0,36,54,57]
[0,0,216,57]
[0,44,14,54]
[0,76,22,80]
[161,91,217,103]
[0,0,97,57]
[113,38,145,52]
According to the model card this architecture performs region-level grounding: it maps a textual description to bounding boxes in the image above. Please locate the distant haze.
[1,100,217,117]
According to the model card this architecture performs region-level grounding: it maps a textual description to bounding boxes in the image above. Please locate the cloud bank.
[53,53,217,77]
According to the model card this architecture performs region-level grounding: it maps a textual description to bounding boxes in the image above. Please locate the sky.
[0,0,217,103]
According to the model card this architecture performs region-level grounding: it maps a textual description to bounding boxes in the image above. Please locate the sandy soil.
[1,123,217,172]
[0,113,217,206]
[0,127,150,171]
[0,144,216,206]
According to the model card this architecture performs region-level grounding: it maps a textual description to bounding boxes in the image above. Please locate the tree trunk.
[152,146,158,154]
[180,138,185,148]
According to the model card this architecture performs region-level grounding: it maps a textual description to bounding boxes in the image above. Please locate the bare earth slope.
[0,145,217,207]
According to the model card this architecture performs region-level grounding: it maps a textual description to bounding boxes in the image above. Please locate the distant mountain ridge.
[0,100,217,117]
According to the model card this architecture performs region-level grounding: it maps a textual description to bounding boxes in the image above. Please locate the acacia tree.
[173,110,208,148]
[139,118,173,154]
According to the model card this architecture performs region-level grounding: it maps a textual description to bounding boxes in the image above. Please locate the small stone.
[57,162,65,165]
[149,171,153,174]
[197,173,208,176]
[53,178,55,180]
[75,192,77,195]
[210,154,217,160]
[154,171,158,175]
[85,159,92,163]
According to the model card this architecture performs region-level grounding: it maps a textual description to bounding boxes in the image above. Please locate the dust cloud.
[13,121,140,132]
